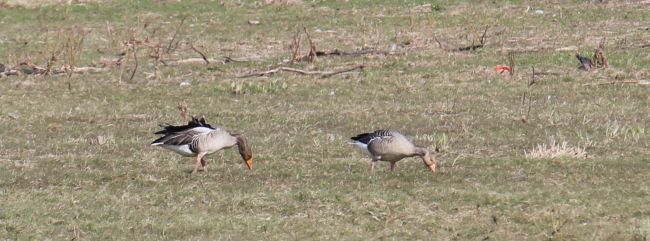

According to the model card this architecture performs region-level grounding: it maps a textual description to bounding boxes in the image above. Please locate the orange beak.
[245,159,253,170]
[428,163,436,173]
[426,157,436,173]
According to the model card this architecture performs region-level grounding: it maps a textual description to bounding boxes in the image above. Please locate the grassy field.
[1,0,649,240]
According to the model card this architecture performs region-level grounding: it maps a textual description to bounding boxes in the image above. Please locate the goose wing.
[151,127,214,146]
[154,116,216,135]
[152,116,223,146]
[350,130,396,145]
[359,130,415,161]
[350,130,401,157]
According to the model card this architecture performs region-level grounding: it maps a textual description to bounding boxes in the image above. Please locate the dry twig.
[189,44,210,64]
[314,49,389,57]
[178,101,189,121]
[289,28,302,64]
[2,64,111,76]
[507,52,515,76]
[223,56,254,63]
[128,46,138,82]
[520,66,536,123]
[432,34,448,51]
[166,15,189,54]
[582,80,640,86]
[592,48,609,68]
[238,65,365,78]
[302,26,317,62]
[455,25,489,51]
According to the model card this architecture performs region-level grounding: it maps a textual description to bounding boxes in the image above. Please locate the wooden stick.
[292,48,390,63]
[3,65,111,76]
[70,67,111,73]
[166,15,188,54]
[119,46,129,83]
[314,49,389,57]
[432,34,448,51]
[289,28,301,64]
[529,66,536,86]
[533,71,561,76]
[479,25,489,45]
[128,46,138,82]
[166,58,221,65]
[178,101,189,122]
[238,64,365,78]
[456,44,483,51]
[320,65,365,78]
[582,80,640,86]
[302,26,317,62]
[507,52,515,77]
[189,44,210,64]
[223,56,256,63]
[2,69,21,76]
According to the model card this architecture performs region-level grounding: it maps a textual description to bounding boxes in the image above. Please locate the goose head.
[236,135,253,170]
[415,147,436,173]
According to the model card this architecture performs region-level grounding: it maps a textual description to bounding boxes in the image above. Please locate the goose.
[151,116,253,174]
[350,130,436,174]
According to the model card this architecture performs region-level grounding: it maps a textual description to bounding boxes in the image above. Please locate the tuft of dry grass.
[525,139,588,160]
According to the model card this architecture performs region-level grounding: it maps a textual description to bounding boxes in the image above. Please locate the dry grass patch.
[525,139,588,160]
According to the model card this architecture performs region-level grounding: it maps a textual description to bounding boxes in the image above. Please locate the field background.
[1,0,649,240]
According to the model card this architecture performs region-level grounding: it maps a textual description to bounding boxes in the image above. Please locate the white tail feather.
[349,141,371,157]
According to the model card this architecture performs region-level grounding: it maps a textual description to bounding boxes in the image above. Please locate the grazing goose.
[350,130,436,174]
[151,116,253,174]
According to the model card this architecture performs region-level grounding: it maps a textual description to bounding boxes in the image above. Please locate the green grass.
[1,0,649,240]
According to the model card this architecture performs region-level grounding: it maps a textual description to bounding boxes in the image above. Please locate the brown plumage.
[151,117,253,174]
[350,130,436,174]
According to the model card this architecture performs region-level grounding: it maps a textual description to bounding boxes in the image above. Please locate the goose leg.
[370,159,377,173]
[201,158,207,172]
[192,153,205,174]
[390,162,396,172]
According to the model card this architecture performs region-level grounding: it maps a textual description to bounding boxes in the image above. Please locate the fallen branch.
[533,71,561,76]
[582,80,642,86]
[314,49,390,57]
[238,64,365,78]
[1,69,21,76]
[456,44,483,51]
[1,65,111,76]
[320,65,366,78]
[164,56,256,65]
[70,66,111,73]
[165,58,220,65]
[223,56,259,63]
